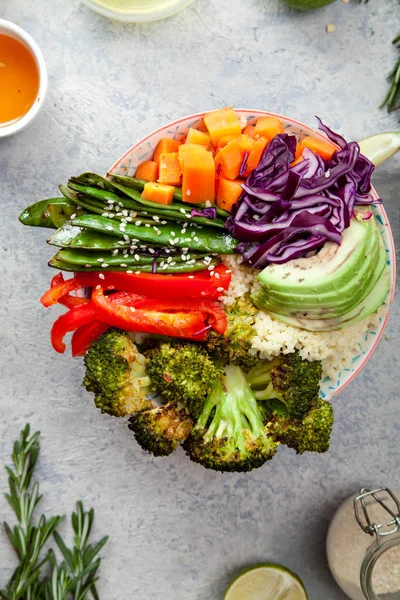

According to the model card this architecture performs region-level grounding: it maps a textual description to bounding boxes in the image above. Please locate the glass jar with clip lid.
[327,487,400,600]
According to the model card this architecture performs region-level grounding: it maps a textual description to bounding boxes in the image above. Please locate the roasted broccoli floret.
[145,342,224,419]
[83,328,152,417]
[206,295,259,372]
[128,402,193,457]
[247,352,322,420]
[267,399,334,454]
[183,365,277,472]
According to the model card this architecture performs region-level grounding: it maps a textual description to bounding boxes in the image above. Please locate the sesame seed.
[193,236,199,242]
[102,212,109,218]
[135,221,142,226]
[179,208,186,214]
[215,273,220,279]
[160,261,165,267]
[161,221,167,225]
[103,263,109,268]
[162,264,169,270]
[130,211,137,218]
[107,226,113,231]
[126,270,133,274]
[99,273,105,280]
[116,212,123,217]
[121,218,127,224]
[167,257,173,264]
[70,213,76,219]
[208,265,214,270]
[123,235,130,241]
[97,258,104,262]
[188,275,194,279]
[205,201,211,208]
[186,189,191,196]
[123,249,128,255]
[120,263,127,267]
[145,224,151,228]
[122,210,128,216]
[152,215,160,222]
[134,254,140,261]
[112,250,119,255]
[85,264,92,268]
[210,271,215,277]
[225,269,231,273]
[181,254,187,261]
[96,285,101,290]
[181,229,187,234]
[130,307,136,312]
[135,271,141,275]
[185,238,191,242]
[217,286,224,292]
[171,231,176,237]
[126,217,133,222]
[149,248,155,254]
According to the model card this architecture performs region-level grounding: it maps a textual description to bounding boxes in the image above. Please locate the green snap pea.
[49,255,218,273]
[19,198,79,229]
[109,173,231,218]
[48,224,132,250]
[55,248,211,268]
[71,214,236,254]
[71,174,227,228]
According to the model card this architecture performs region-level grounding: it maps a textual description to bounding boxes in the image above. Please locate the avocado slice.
[255,216,376,296]
[265,265,391,331]
[253,230,386,319]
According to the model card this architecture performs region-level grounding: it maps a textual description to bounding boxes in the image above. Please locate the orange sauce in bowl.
[0,34,40,126]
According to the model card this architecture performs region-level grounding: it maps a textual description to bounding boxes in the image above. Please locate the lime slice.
[224,563,308,600]
[358,132,400,166]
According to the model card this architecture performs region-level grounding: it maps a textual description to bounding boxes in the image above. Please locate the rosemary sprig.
[0,426,108,600]
[0,425,64,600]
[381,34,400,112]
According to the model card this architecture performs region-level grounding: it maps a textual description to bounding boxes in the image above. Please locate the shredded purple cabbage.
[191,207,218,220]
[225,118,380,268]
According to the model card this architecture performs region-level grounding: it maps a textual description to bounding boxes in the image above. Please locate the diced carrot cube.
[297,136,336,161]
[141,182,174,205]
[204,107,242,146]
[254,116,284,141]
[135,160,159,182]
[185,128,211,147]
[215,140,245,180]
[158,153,181,186]
[153,138,182,163]
[243,125,255,138]
[217,177,243,212]
[181,149,215,204]
[244,137,269,177]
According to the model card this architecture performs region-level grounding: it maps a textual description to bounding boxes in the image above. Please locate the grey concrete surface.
[0,1,399,598]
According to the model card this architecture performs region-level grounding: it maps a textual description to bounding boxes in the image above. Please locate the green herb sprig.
[381,34,400,113]
[0,425,108,600]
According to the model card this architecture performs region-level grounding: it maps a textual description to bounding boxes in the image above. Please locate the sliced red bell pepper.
[41,265,231,308]
[91,288,209,341]
[51,303,97,354]
[106,291,227,335]
[71,320,110,357]
[50,273,90,309]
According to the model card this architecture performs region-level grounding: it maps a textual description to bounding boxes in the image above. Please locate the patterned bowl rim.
[108,109,396,398]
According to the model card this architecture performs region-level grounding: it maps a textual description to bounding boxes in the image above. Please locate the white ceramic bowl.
[0,20,47,138]
[107,109,396,399]
[82,0,194,23]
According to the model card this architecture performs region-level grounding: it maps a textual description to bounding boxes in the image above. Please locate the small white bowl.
[82,0,194,23]
[0,19,47,138]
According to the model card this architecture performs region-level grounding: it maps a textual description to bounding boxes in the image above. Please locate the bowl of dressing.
[0,20,47,138]
[82,0,195,23]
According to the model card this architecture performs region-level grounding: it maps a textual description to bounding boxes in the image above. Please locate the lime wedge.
[358,132,400,166]
[224,563,308,600]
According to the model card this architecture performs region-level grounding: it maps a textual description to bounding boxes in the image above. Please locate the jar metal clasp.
[353,487,400,600]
